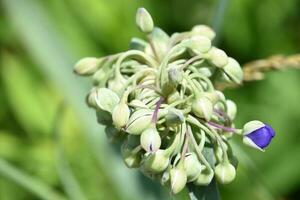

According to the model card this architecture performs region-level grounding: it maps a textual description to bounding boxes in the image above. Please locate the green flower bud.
[126,109,153,135]
[223,57,243,84]
[184,153,203,182]
[194,167,214,186]
[136,8,154,33]
[108,75,127,94]
[208,48,228,68]
[112,101,130,129]
[203,91,220,105]
[121,144,141,168]
[192,25,216,40]
[149,27,170,60]
[95,88,120,113]
[214,161,236,184]
[168,67,183,86]
[189,36,212,54]
[165,108,185,126]
[170,162,187,194]
[192,97,213,121]
[129,99,148,108]
[167,91,181,104]
[74,57,102,76]
[140,126,161,152]
[226,100,237,120]
[92,68,107,86]
[85,87,98,108]
[129,37,148,51]
[142,150,169,173]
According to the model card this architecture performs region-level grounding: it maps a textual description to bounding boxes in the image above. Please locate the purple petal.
[246,125,275,149]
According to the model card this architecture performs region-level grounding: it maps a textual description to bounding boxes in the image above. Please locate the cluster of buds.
[74,8,275,194]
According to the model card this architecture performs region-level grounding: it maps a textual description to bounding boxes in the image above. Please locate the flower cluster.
[74,8,275,194]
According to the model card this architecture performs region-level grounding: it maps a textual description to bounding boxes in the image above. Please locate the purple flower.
[243,121,275,151]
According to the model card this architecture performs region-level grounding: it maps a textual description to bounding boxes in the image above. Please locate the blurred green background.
[0,0,300,200]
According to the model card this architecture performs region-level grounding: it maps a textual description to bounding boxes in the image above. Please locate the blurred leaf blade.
[0,158,67,200]
[1,0,156,199]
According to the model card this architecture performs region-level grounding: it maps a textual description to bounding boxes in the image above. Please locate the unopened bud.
[243,121,275,151]
[226,100,237,120]
[136,8,154,33]
[192,97,213,121]
[140,126,161,152]
[223,57,243,84]
[184,153,203,182]
[208,48,228,68]
[85,87,99,108]
[112,101,130,128]
[192,25,216,40]
[189,36,212,54]
[74,57,101,76]
[194,167,214,186]
[142,150,169,173]
[95,88,120,113]
[214,161,236,184]
[126,109,153,135]
[129,37,147,51]
[170,163,187,194]
[165,108,185,126]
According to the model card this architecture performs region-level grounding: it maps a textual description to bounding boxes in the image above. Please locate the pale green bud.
[74,57,101,76]
[85,87,98,108]
[194,167,214,186]
[126,109,153,135]
[140,126,161,152]
[192,25,216,40]
[112,101,130,128]
[129,99,148,108]
[226,100,237,120]
[208,48,228,68]
[184,153,203,182]
[129,37,147,51]
[92,68,107,86]
[223,57,243,84]
[203,91,220,105]
[121,144,141,168]
[214,161,236,184]
[108,75,127,94]
[189,36,212,54]
[165,108,185,126]
[136,8,154,33]
[170,163,187,194]
[168,67,183,85]
[191,97,213,121]
[142,150,169,173]
[149,27,170,60]
[167,91,181,104]
[95,88,120,113]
